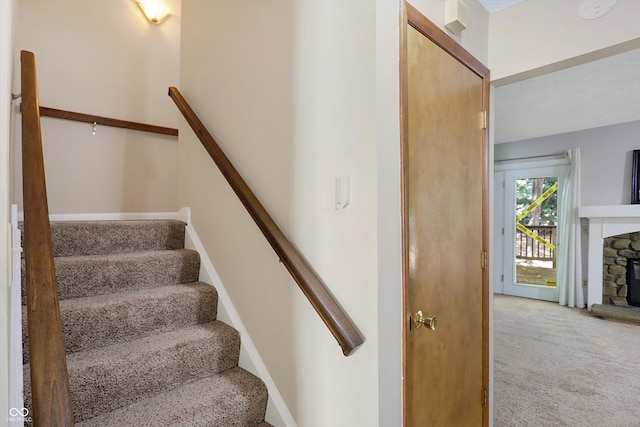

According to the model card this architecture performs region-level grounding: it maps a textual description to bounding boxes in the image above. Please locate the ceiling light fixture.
[137,0,170,24]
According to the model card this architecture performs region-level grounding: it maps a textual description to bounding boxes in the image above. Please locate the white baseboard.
[182,208,296,427]
[15,211,179,222]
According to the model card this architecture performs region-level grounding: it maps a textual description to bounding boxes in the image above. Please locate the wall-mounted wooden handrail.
[21,50,75,426]
[21,105,179,136]
[168,87,365,356]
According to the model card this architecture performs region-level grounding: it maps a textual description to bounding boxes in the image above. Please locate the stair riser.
[23,283,217,363]
[21,249,201,301]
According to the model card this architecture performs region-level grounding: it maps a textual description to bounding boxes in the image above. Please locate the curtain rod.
[495,153,566,164]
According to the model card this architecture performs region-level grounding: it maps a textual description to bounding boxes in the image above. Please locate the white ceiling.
[494,47,640,144]
[478,0,640,144]
[476,0,525,13]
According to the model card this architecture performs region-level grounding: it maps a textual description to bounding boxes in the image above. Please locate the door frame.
[400,3,490,426]
[495,162,569,302]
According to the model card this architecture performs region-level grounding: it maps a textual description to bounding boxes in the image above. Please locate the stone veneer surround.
[602,233,640,305]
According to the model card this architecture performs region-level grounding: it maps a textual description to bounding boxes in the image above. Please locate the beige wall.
[179,1,489,426]
[6,0,491,424]
[179,1,377,425]
[489,0,640,82]
[12,0,181,214]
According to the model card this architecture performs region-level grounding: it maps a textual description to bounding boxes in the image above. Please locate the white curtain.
[557,148,584,307]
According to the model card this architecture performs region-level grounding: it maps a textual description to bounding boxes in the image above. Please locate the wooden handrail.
[23,105,179,136]
[21,50,75,426]
[168,87,365,356]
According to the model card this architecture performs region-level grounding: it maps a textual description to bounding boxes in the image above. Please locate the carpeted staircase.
[21,219,271,426]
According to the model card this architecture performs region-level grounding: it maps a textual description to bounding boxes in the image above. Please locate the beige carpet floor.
[494,294,640,426]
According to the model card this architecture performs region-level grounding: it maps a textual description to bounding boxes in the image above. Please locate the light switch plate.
[335,176,350,210]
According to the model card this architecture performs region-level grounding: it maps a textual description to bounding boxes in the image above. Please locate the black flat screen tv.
[632,150,640,204]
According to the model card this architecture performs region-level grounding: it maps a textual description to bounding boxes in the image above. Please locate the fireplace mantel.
[580,205,640,309]
[580,205,640,220]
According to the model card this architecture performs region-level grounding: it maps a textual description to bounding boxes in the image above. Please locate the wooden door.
[402,4,490,426]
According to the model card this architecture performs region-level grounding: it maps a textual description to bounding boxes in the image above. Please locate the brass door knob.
[414,310,437,331]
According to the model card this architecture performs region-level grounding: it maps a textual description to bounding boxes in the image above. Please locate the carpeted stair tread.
[76,367,269,427]
[24,321,241,422]
[59,281,217,354]
[21,249,201,301]
[21,219,187,257]
[21,218,270,425]
[23,282,218,361]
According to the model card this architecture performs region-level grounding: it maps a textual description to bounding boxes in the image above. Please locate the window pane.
[514,176,557,287]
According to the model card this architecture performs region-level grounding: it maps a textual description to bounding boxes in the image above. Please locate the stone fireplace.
[602,233,640,306]
[580,205,640,310]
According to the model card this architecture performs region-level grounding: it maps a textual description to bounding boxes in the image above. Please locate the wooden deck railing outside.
[168,87,364,356]
[21,49,75,426]
[515,225,556,261]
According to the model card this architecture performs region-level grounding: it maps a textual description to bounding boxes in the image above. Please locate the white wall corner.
[183,217,297,427]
